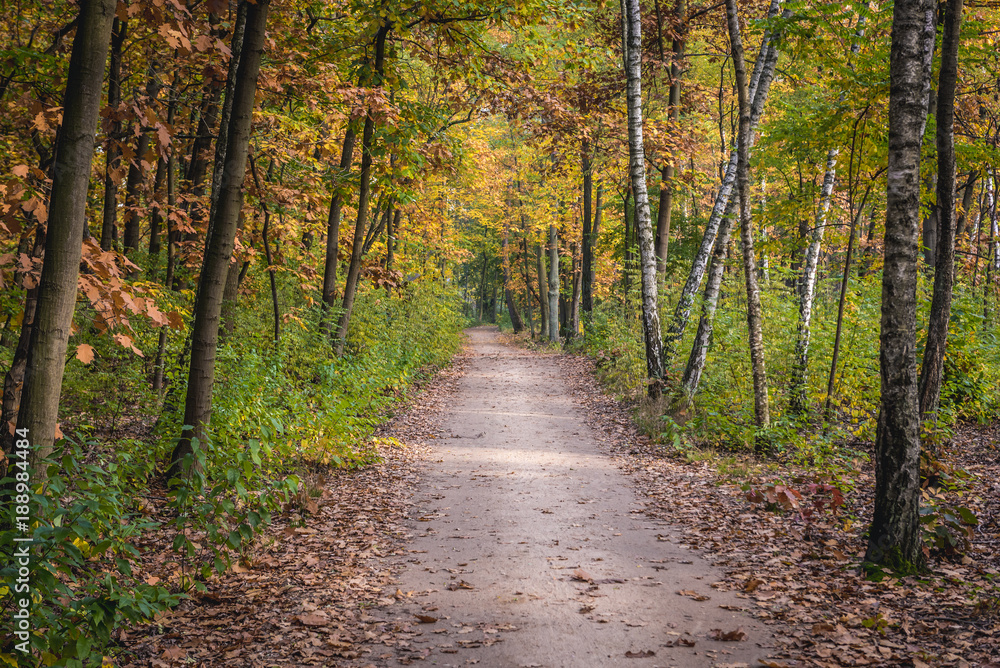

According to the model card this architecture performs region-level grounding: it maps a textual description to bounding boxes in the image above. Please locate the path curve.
[363,327,774,667]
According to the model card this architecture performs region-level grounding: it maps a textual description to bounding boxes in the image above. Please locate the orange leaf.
[75,344,95,364]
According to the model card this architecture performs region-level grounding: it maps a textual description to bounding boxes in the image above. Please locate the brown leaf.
[571,569,594,583]
[663,637,696,647]
[162,646,185,660]
[446,580,474,591]
[677,589,711,601]
[625,650,655,658]
[744,578,764,593]
[294,613,329,627]
[75,344,95,364]
[709,627,747,642]
[415,615,438,623]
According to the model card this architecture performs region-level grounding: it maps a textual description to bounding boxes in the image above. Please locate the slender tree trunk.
[1,228,45,457]
[168,0,270,481]
[865,0,934,570]
[521,238,535,337]
[571,241,581,336]
[664,0,785,360]
[624,0,665,397]
[321,125,358,331]
[790,149,838,413]
[681,201,736,399]
[100,17,126,251]
[386,208,399,269]
[548,225,560,342]
[581,140,595,313]
[726,0,770,430]
[503,225,524,333]
[207,0,246,238]
[954,170,977,240]
[825,202,865,420]
[917,0,963,418]
[536,243,549,339]
[592,185,602,292]
[336,25,389,356]
[123,131,150,256]
[14,0,116,467]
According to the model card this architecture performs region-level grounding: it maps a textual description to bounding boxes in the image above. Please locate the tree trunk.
[336,25,389,356]
[581,140,595,313]
[917,0,962,418]
[503,225,524,333]
[536,242,549,339]
[15,0,117,468]
[123,131,150,256]
[681,201,735,399]
[865,0,934,571]
[386,208,399,269]
[954,170,977,240]
[1,228,45,458]
[623,0,665,397]
[790,148,838,413]
[664,0,785,360]
[570,241,581,336]
[321,125,358,332]
[726,0,770,431]
[206,0,247,238]
[521,238,535,337]
[548,224,560,342]
[168,0,270,481]
[99,17,126,251]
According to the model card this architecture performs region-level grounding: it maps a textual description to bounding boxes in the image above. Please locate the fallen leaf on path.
[294,613,329,627]
[571,569,594,583]
[446,580,474,590]
[709,627,747,641]
[677,589,711,601]
[624,650,655,658]
[663,637,696,647]
[414,615,438,623]
[161,647,185,660]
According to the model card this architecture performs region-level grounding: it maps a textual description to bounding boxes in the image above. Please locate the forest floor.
[123,326,1000,667]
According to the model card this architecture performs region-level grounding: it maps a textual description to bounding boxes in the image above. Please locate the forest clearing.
[1,0,1000,665]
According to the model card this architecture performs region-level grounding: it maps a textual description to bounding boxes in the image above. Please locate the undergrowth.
[0,277,464,666]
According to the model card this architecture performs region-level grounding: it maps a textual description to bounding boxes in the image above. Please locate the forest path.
[361,327,776,667]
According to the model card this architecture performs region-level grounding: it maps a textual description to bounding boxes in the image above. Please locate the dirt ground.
[354,327,779,667]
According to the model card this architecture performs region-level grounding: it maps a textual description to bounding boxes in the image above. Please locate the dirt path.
[360,327,777,667]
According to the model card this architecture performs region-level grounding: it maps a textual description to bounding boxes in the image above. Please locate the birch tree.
[622,0,665,397]
[663,0,785,361]
[726,0,770,429]
[917,0,963,417]
[866,0,935,570]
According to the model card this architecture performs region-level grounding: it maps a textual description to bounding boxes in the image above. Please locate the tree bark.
[789,148,838,413]
[548,224,560,342]
[681,200,735,399]
[536,242,549,339]
[623,0,665,397]
[917,0,963,418]
[168,0,270,481]
[865,0,934,571]
[581,140,594,314]
[15,0,117,468]
[663,0,785,360]
[123,131,150,257]
[570,241,581,337]
[503,224,524,333]
[521,237,535,337]
[321,125,358,332]
[336,24,389,356]
[99,17,126,251]
[726,0,770,430]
